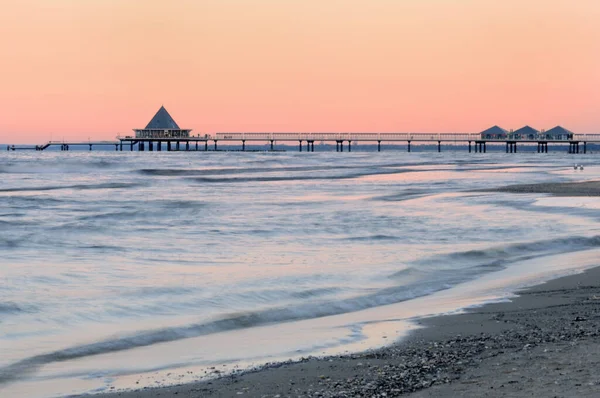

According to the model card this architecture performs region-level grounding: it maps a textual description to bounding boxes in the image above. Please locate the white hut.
[480,126,509,140]
[510,126,539,140]
[542,126,574,141]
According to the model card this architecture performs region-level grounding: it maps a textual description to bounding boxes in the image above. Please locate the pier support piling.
[468,141,471,153]
[348,141,352,152]
[242,140,246,151]
[438,141,441,153]
[584,142,587,154]
[408,141,411,153]
[205,141,208,151]
[378,140,381,152]
[214,140,218,151]
[167,141,171,151]
[299,140,302,152]
[270,140,274,151]
[186,142,190,151]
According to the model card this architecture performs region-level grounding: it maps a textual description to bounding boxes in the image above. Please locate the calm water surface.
[1,150,600,397]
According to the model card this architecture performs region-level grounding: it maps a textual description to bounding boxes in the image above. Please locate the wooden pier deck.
[7,133,600,153]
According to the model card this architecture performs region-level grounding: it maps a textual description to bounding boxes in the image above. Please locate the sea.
[1,149,599,397]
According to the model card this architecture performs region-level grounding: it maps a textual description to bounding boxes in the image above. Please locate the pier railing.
[214,132,486,141]
[212,132,600,142]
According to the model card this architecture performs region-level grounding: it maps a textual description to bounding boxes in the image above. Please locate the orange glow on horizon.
[1,0,599,143]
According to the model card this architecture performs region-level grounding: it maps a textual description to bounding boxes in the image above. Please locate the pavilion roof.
[145,106,181,129]
[544,125,574,135]
[479,125,508,135]
[513,125,539,135]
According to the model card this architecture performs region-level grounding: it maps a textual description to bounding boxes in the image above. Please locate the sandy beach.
[88,263,600,398]
[483,180,600,196]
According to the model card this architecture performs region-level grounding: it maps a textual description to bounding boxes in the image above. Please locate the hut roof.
[479,125,509,135]
[145,106,181,129]
[544,125,574,135]
[513,125,539,135]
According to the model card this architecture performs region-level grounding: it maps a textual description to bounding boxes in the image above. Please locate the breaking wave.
[414,236,600,273]
[12,232,596,385]
[0,282,445,384]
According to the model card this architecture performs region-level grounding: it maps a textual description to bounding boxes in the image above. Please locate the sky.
[1,0,600,143]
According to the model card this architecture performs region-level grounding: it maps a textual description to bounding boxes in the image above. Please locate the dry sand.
[87,266,600,398]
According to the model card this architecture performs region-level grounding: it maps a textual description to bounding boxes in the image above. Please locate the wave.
[0,281,453,384]
[137,164,384,177]
[136,162,454,178]
[372,189,430,202]
[3,236,599,384]
[0,238,20,249]
[77,211,141,221]
[346,235,401,242]
[415,235,600,272]
[192,175,359,183]
[157,200,208,209]
[0,182,144,193]
[0,196,65,205]
[0,302,35,315]
[78,244,126,252]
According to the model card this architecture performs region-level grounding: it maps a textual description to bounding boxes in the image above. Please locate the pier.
[6,108,600,154]
[8,132,600,154]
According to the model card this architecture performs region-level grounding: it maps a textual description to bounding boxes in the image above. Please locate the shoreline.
[87,264,600,398]
[480,179,600,196]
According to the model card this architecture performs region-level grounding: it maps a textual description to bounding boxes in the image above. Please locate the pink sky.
[1,0,599,143]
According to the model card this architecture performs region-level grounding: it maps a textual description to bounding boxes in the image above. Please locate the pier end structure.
[132,106,192,145]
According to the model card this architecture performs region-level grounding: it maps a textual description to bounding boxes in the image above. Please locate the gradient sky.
[1,0,600,143]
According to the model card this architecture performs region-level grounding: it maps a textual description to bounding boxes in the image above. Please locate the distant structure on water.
[132,106,192,139]
[480,125,574,141]
[5,106,599,153]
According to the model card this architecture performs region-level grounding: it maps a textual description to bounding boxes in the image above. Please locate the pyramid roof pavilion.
[145,106,181,129]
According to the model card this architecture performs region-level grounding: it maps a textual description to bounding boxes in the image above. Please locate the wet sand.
[88,265,600,398]
[483,180,600,196]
